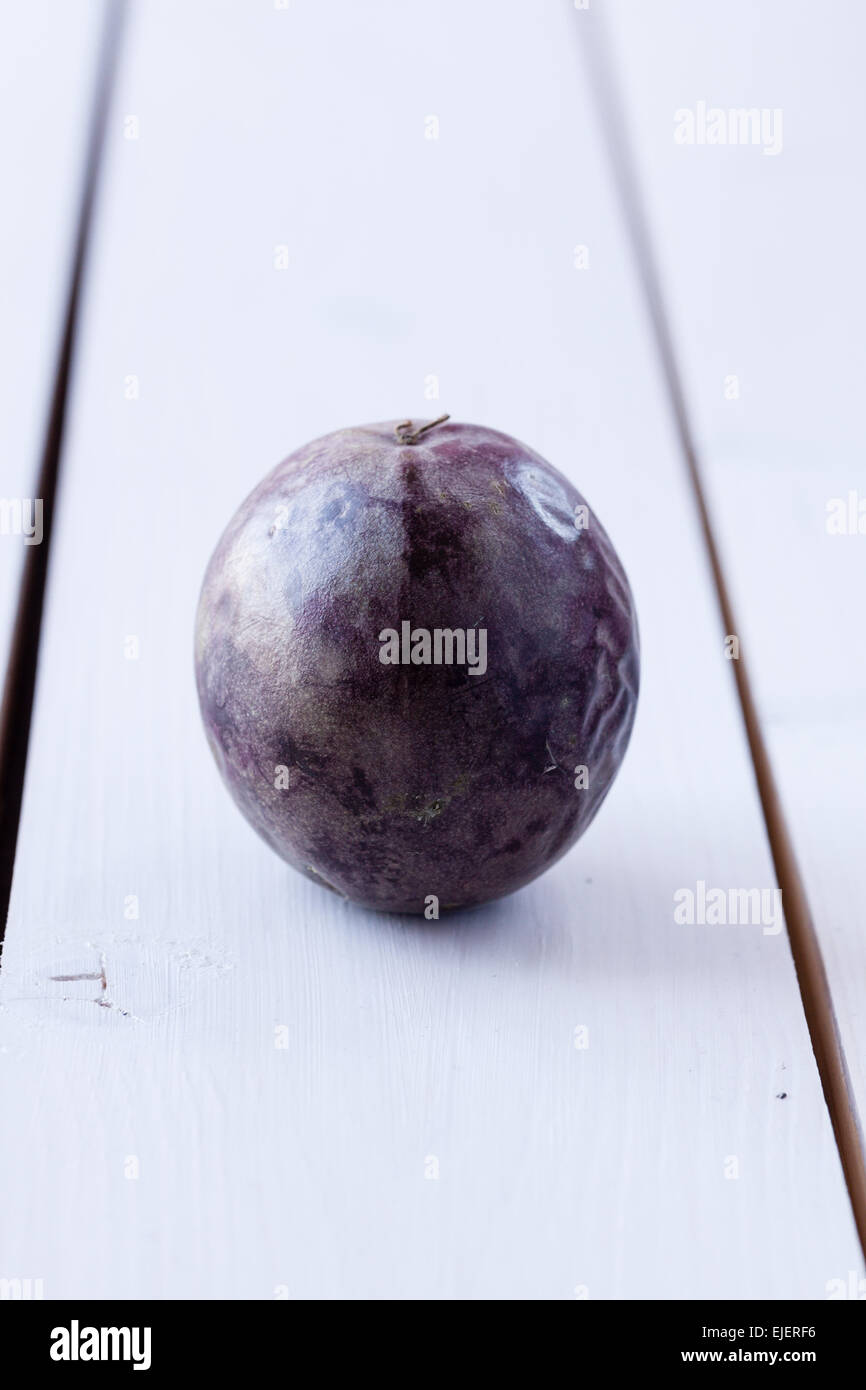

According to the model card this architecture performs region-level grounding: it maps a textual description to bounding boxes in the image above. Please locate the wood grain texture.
[0,1,103,689]
[0,0,859,1298]
[608,0,866,1236]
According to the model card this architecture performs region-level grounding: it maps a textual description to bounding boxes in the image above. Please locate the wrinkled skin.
[195,420,639,913]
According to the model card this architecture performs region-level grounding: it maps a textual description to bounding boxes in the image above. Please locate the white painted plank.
[0,2,103,685]
[0,0,858,1298]
[607,0,866,1195]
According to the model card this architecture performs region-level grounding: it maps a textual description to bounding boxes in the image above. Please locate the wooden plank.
[0,2,103,697]
[0,0,859,1298]
[607,0,866,1253]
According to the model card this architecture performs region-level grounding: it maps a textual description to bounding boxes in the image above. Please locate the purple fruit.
[195,418,639,914]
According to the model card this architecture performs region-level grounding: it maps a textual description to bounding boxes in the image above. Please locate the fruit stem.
[395,413,450,445]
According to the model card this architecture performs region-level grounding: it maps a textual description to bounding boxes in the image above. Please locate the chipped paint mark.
[49,972,103,982]
[0,936,234,1030]
[48,951,138,1019]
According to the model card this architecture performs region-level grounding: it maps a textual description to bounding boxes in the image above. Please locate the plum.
[195,417,639,914]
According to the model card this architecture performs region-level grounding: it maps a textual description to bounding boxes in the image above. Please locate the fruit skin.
[195,420,639,914]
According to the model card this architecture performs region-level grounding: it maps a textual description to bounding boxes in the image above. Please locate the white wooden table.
[0,0,863,1300]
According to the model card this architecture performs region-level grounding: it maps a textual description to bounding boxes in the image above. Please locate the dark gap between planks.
[574,7,866,1259]
[0,0,127,946]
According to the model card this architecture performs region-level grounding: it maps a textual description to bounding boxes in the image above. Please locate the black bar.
[3,1297,864,1372]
